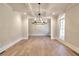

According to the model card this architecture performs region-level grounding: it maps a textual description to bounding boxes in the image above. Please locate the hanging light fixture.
[38,3,41,17]
[32,3,47,24]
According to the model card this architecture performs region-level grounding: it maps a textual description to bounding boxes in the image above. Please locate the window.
[58,14,65,40]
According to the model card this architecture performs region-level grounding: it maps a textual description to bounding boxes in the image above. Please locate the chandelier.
[32,3,47,24]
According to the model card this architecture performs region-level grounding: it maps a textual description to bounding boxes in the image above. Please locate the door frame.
[27,17,52,40]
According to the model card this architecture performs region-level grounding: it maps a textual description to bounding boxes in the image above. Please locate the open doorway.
[28,17,51,39]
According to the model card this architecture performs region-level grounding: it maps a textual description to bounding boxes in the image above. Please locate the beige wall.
[65,4,79,48]
[0,4,22,50]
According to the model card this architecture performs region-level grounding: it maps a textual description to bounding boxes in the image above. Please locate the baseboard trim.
[29,34,50,36]
[56,39,79,55]
[0,38,23,53]
[51,37,57,40]
[22,37,28,40]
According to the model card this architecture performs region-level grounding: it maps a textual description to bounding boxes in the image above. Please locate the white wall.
[0,4,22,51]
[29,18,51,36]
[51,17,58,39]
[65,4,79,48]
[22,16,28,39]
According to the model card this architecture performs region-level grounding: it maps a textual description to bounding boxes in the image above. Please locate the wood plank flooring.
[0,36,77,56]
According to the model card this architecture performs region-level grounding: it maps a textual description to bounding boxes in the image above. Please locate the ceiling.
[7,3,76,17]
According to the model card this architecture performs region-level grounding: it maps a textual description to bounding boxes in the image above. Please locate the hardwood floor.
[0,36,77,56]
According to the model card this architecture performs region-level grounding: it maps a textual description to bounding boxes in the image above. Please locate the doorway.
[28,17,51,39]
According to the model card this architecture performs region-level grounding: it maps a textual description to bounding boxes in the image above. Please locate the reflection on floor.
[0,36,77,56]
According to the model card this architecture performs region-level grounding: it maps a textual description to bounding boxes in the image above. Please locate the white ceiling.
[8,3,76,17]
